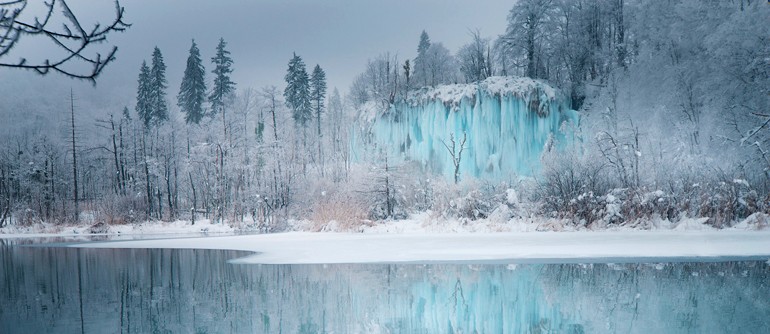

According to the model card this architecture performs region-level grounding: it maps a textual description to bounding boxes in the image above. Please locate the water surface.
[1,238,768,333]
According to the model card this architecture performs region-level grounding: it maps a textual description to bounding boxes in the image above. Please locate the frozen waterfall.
[352,76,579,180]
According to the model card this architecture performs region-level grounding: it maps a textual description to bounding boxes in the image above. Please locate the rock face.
[353,76,579,180]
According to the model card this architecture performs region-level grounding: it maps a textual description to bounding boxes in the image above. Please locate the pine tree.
[149,47,168,125]
[310,64,327,166]
[310,64,327,136]
[284,53,312,127]
[414,30,431,87]
[178,40,207,124]
[209,38,236,118]
[418,30,431,56]
[135,61,152,127]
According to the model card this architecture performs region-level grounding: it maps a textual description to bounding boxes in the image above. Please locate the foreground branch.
[0,0,130,83]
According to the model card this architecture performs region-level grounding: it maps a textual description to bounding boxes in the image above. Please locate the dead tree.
[0,0,130,82]
[441,132,467,184]
[69,89,79,222]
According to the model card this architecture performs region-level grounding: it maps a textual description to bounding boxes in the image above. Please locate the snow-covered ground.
[0,219,236,238]
[71,229,770,264]
[3,212,768,264]
[48,212,769,264]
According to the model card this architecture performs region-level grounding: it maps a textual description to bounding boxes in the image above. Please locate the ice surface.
[353,76,579,179]
[73,230,770,264]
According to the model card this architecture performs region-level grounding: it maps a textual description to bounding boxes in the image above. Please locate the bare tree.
[497,0,555,79]
[457,29,492,83]
[0,0,130,82]
[69,89,79,222]
[441,132,467,184]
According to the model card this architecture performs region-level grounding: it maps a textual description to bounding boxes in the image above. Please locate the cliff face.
[353,76,579,180]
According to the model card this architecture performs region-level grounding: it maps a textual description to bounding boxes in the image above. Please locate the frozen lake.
[1,237,769,333]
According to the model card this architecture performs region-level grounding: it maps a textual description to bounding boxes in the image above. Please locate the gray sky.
[3,0,513,109]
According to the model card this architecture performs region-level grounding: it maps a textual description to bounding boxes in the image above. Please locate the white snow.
[0,219,235,238]
[69,228,770,264]
[406,76,560,112]
[733,178,750,187]
[5,211,768,264]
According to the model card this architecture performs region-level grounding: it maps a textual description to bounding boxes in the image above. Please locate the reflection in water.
[0,242,769,333]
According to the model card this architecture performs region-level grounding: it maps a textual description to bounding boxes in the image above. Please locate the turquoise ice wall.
[353,76,579,180]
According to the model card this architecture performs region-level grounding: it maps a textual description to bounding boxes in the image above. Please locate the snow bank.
[406,76,560,112]
[72,229,770,264]
[0,219,235,238]
[62,212,770,265]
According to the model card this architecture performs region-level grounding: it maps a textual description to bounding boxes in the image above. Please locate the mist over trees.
[0,0,767,230]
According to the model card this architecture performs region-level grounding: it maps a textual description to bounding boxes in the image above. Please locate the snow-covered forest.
[0,0,768,232]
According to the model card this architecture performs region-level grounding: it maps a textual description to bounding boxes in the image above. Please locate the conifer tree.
[209,38,236,118]
[310,64,327,138]
[310,64,327,165]
[284,53,312,127]
[135,61,152,127]
[414,30,431,87]
[178,40,207,124]
[149,47,169,125]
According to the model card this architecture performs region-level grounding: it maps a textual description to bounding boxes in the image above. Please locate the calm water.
[1,237,769,333]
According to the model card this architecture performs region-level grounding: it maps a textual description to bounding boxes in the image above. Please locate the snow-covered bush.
[533,146,768,228]
[429,179,503,221]
[536,150,612,223]
[695,177,763,228]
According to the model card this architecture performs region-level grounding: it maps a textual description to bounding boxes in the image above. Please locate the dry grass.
[310,192,370,232]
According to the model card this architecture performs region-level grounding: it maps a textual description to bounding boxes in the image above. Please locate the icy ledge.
[406,76,559,112]
[72,230,770,264]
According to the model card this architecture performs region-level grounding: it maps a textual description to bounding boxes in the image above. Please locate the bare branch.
[0,0,130,82]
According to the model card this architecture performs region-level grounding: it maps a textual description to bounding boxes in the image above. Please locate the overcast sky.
[2,0,514,111]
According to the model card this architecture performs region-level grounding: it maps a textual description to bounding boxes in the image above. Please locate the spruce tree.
[135,61,152,127]
[209,38,236,118]
[284,53,311,127]
[149,47,168,125]
[178,40,207,124]
[414,30,431,87]
[310,64,327,137]
[310,64,327,166]
[122,106,132,121]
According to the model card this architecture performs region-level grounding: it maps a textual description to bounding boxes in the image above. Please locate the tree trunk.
[142,132,153,219]
[189,171,197,225]
[118,121,127,195]
[70,89,79,223]
[110,115,122,194]
[317,104,323,175]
